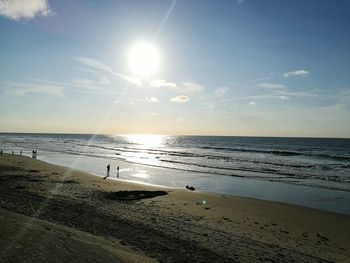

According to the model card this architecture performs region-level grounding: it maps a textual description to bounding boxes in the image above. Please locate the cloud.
[248,101,256,106]
[149,79,176,88]
[257,82,318,99]
[283,69,310,78]
[76,67,99,75]
[279,95,290,100]
[75,57,141,86]
[26,78,114,94]
[257,83,287,91]
[150,79,203,95]
[168,82,203,94]
[327,89,350,110]
[183,82,203,92]
[237,0,244,3]
[0,0,53,21]
[76,57,110,72]
[252,72,275,82]
[214,87,230,97]
[72,77,110,88]
[145,97,159,103]
[5,82,64,97]
[72,78,95,86]
[170,95,189,103]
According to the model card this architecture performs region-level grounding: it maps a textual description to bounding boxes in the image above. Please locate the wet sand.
[0,154,349,262]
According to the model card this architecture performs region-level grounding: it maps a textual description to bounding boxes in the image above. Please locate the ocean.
[1,133,350,215]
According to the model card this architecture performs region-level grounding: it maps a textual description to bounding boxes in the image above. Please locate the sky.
[0,0,350,137]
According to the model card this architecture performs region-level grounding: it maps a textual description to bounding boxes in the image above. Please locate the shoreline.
[1,154,350,262]
[35,150,350,216]
[2,140,350,217]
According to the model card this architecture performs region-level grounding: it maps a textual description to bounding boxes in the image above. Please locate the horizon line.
[0,131,349,140]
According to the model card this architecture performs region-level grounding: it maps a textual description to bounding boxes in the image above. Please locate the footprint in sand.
[280,230,289,234]
[317,233,329,242]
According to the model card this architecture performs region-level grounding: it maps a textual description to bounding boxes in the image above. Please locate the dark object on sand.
[105,190,167,201]
[186,185,195,191]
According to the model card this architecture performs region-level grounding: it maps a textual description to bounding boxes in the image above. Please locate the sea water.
[1,133,350,215]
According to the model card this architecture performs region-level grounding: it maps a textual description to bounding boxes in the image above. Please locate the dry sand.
[0,154,349,262]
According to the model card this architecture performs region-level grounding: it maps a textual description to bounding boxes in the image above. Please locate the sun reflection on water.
[120,134,167,148]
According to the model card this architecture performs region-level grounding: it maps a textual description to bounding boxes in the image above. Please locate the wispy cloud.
[248,101,256,105]
[76,67,99,75]
[150,79,203,95]
[257,82,318,99]
[237,0,244,3]
[75,57,141,86]
[4,82,64,97]
[258,83,287,91]
[329,89,350,109]
[72,78,95,86]
[175,82,203,94]
[75,57,110,72]
[27,78,114,94]
[149,79,176,88]
[145,97,159,103]
[252,72,275,82]
[214,86,230,97]
[170,95,189,103]
[279,95,290,100]
[0,0,53,21]
[283,69,310,78]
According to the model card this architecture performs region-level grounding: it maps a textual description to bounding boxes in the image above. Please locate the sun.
[128,42,160,77]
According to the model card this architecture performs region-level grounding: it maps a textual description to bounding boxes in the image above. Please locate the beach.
[0,154,349,262]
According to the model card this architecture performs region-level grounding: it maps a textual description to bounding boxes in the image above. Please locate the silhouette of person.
[32,150,35,158]
[12,151,14,155]
[0,150,2,156]
[103,164,110,180]
[117,166,119,178]
[20,150,22,155]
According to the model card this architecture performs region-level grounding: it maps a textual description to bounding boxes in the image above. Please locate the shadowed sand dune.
[0,209,155,263]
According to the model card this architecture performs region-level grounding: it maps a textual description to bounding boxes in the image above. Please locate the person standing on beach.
[0,150,2,156]
[20,150,22,155]
[117,166,119,178]
[103,164,110,180]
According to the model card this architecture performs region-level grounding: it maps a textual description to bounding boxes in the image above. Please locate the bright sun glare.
[122,134,166,148]
[128,42,160,77]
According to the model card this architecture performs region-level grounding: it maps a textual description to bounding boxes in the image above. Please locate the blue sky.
[0,0,349,137]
